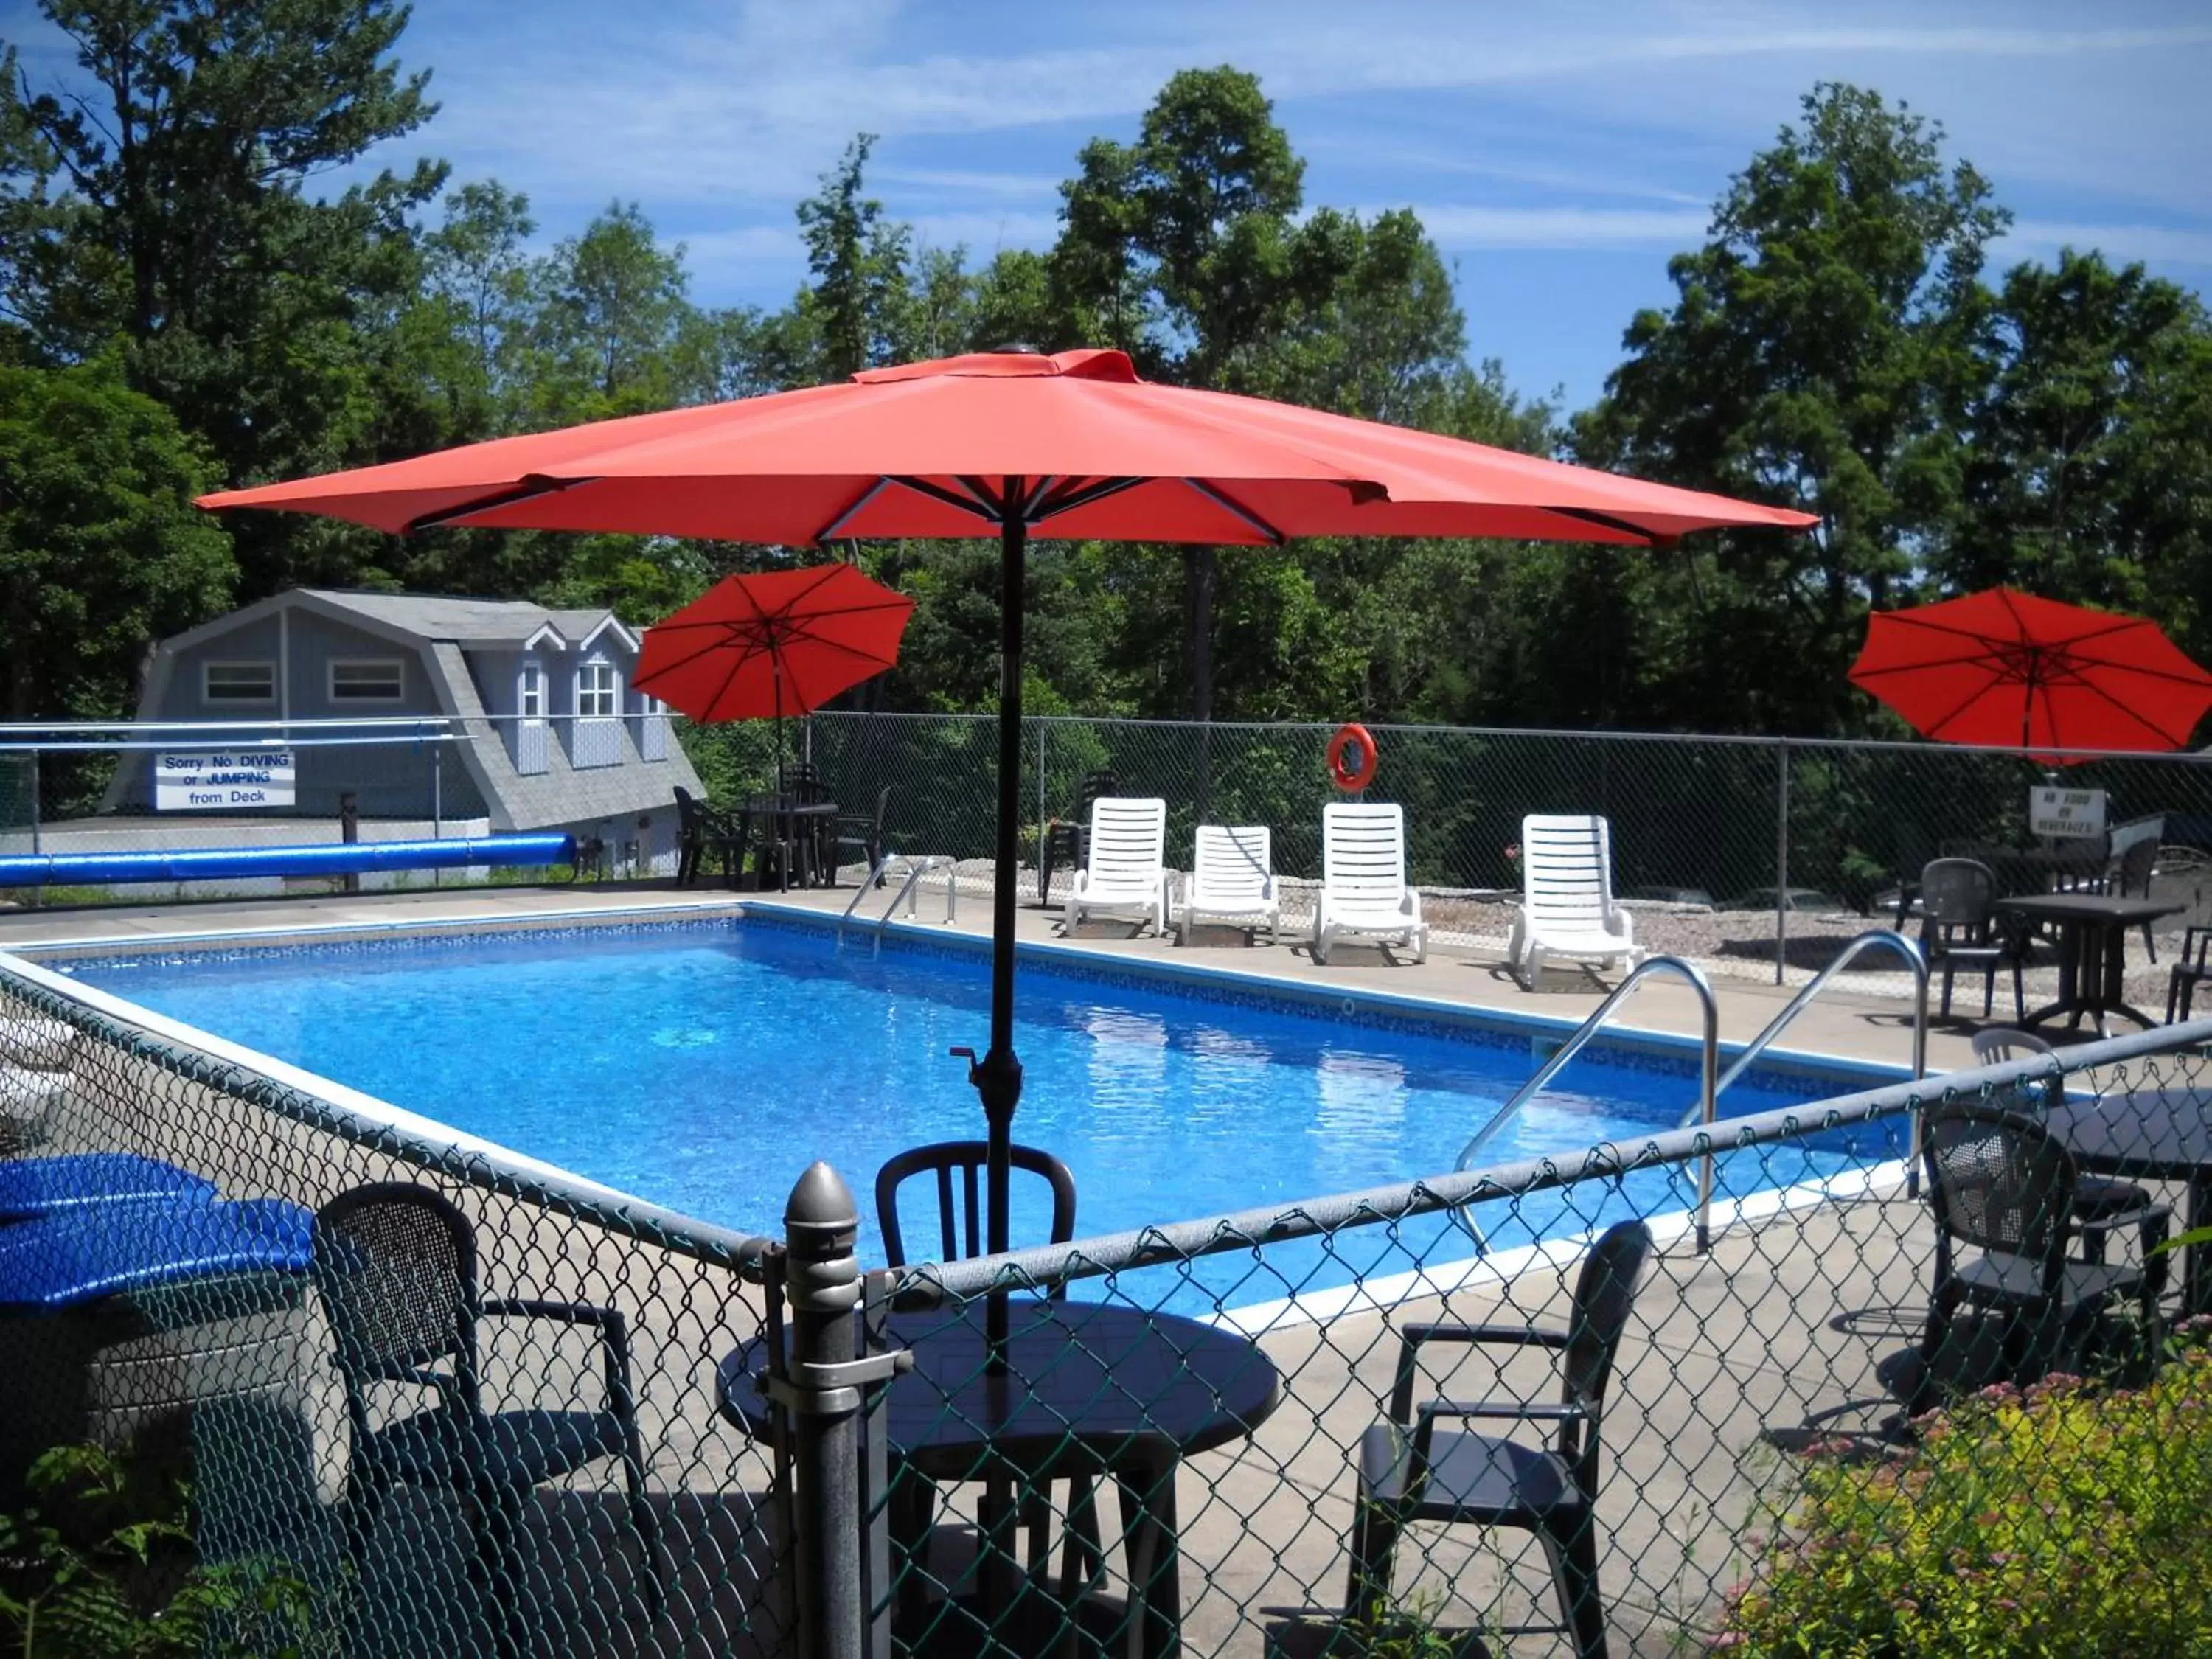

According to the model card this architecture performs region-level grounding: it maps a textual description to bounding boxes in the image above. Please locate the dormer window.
[571,654,622,768]
[513,658,549,774]
[577,658,619,719]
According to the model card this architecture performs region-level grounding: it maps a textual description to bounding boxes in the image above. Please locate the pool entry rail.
[1675,930,1930,1186]
[1458,955,1725,1249]
[835,853,959,949]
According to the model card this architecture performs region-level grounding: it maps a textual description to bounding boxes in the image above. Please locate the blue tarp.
[0,1154,219,1222]
[0,832,575,888]
[0,1197,315,1310]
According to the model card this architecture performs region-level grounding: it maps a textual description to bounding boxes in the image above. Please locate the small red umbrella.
[1849,588,2212,759]
[634,564,914,792]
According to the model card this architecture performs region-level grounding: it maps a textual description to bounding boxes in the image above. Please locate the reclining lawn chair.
[1178,825,1279,945]
[1508,814,1641,988]
[1314,802,1427,965]
[1063,796,1170,936]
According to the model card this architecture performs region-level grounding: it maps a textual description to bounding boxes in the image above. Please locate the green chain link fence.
[5,936,2211,1657]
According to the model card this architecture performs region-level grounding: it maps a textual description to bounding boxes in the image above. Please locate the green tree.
[521,201,693,420]
[3,0,447,599]
[1576,82,2006,734]
[1949,249,2212,662]
[0,357,234,719]
[793,135,918,382]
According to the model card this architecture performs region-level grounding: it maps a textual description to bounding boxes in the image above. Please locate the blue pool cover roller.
[0,1154,220,1222]
[0,833,575,888]
[0,1197,316,1310]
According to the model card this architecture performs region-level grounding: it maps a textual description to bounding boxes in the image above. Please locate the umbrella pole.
[975,496,1028,1371]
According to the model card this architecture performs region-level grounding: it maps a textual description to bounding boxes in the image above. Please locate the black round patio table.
[718,1297,1282,1658]
[2042,1091,2212,1313]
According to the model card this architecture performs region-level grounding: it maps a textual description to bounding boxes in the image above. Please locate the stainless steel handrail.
[836,853,958,950]
[1676,930,1928,1129]
[1456,955,1724,1249]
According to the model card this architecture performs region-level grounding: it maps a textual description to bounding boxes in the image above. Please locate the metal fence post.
[1773,739,1790,987]
[777,1163,868,1659]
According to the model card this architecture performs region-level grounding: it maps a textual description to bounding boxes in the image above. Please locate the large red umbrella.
[634,563,914,795]
[201,347,1815,1303]
[1849,588,2212,758]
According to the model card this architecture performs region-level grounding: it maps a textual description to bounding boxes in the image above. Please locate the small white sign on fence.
[155,749,296,810]
[2028,785,2106,841]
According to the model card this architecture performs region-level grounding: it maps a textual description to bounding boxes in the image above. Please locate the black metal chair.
[313,1183,658,1648]
[1888,818,1936,929]
[1896,1104,2163,1411]
[1343,1220,1655,1659]
[1920,858,2028,1020]
[1037,771,1119,907]
[2170,925,2212,1023]
[874,1142,1097,1624]
[1970,1028,2168,1267]
[672,786,744,886]
[829,785,896,888]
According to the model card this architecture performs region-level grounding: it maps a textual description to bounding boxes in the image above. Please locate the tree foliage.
[1,15,2208,746]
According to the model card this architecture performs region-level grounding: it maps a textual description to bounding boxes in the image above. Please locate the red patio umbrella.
[633,563,914,795]
[201,347,1815,1312]
[1848,588,2212,759]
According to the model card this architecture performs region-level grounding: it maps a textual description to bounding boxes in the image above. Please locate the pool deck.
[6,879,2193,1653]
[0,876,1992,1075]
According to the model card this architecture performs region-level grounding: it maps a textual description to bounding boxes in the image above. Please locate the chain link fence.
[5,934,2211,1657]
[0,953,783,1657]
[802,712,2212,1003]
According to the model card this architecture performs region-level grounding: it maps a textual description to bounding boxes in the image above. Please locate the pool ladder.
[1453,931,1930,1254]
[835,852,958,952]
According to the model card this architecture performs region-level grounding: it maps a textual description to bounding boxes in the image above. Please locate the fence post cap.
[785,1161,857,1231]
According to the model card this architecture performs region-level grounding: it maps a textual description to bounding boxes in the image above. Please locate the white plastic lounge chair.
[1314,802,1427,964]
[1509,813,1642,987]
[1179,825,1279,945]
[1065,796,1170,936]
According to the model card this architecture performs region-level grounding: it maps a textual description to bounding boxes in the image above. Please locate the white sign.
[155,749,296,811]
[2028,785,2107,841]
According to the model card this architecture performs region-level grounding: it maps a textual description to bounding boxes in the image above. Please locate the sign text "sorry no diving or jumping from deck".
[154,750,297,810]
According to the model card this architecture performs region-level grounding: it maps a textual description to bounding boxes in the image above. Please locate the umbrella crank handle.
[950,1046,982,1086]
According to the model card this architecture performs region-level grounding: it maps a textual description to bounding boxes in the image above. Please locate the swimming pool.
[63,917,1904,1313]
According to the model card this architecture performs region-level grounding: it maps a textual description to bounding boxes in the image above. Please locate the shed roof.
[298,590,630,649]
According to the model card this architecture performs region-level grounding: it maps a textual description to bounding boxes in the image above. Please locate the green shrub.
[1716,1337,2212,1657]
[0,1444,318,1658]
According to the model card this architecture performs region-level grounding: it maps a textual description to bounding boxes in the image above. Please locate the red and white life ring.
[1326,723,1378,793]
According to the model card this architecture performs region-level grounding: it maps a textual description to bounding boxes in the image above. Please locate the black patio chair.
[1343,1219,1655,1659]
[672,786,745,886]
[1970,1027,2166,1267]
[828,785,896,888]
[1037,770,1119,907]
[1891,1103,2164,1412]
[1919,858,2028,1021]
[2170,925,2212,1023]
[874,1142,1098,1621]
[313,1183,659,1649]
[1888,818,1936,929]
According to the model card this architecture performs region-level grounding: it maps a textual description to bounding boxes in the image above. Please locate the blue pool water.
[66,920,1903,1312]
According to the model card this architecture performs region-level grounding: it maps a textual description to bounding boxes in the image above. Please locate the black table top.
[1994,893,2184,926]
[719,1299,1283,1478]
[738,796,837,817]
[2043,1091,2212,1180]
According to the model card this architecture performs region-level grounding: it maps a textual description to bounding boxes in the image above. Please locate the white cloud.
[1404,204,1711,250]
[2000,220,2212,270]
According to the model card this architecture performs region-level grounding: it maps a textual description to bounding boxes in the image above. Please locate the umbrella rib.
[1181,479,1285,545]
[816,478,894,542]
[701,629,778,724]
[1031,476,1147,523]
[634,625,757,689]
[888,476,1004,524]
[405,476,599,535]
[1544,507,1664,546]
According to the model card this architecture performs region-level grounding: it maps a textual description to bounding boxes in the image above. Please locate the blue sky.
[10,0,2211,410]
